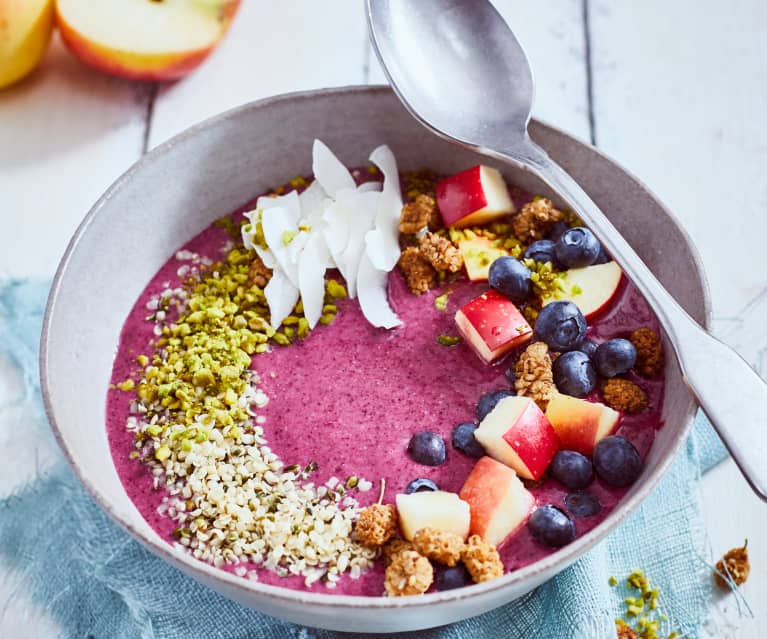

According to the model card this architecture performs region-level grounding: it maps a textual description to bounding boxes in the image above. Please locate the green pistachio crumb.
[346,475,359,489]
[609,576,618,586]
[319,313,336,325]
[297,317,310,339]
[437,334,461,347]
[155,445,171,462]
[434,292,450,311]
[136,354,149,367]
[117,379,135,392]
[326,279,347,299]
[129,451,140,460]
[272,332,291,346]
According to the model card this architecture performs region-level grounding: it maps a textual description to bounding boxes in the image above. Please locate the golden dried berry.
[382,538,416,566]
[602,378,648,413]
[461,534,503,583]
[630,327,664,377]
[512,198,563,242]
[398,247,437,294]
[418,232,463,273]
[353,503,398,548]
[384,549,434,596]
[399,194,443,234]
[715,540,750,588]
[515,341,556,410]
[412,527,465,567]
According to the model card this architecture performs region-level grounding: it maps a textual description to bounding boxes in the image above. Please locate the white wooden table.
[1,2,764,636]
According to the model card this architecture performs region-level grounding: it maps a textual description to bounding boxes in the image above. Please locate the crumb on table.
[715,540,750,588]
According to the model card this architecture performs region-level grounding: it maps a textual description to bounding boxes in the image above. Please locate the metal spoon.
[367,0,767,500]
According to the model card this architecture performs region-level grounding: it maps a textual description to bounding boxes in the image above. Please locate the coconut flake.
[335,190,378,298]
[312,139,355,197]
[264,269,299,329]
[261,206,301,287]
[242,209,278,269]
[356,181,382,193]
[357,253,401,329]
[365,145,403,271]
[299,234,331,328]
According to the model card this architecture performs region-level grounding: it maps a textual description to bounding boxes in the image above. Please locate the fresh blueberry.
[452,422,485,458]
[505,365,516,385]
[534,301,587,352]
[578,338,599,359]
[564,492,602,518]
[548,221,569,243]
[524,239,557,265]
[594,245,611,264]
[527,505,577,547]
[593,338,637,377]
[405,478,440,494]
[550,450,594,489]
[552,351,597,398]
[408,431,447,466]
[554,227,602,268]
[488,256,532,303]
[593,436,643,487]
[476,389,514,421]
[435,564,471,591]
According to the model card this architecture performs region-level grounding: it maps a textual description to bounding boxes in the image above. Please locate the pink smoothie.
[107,178,664,596]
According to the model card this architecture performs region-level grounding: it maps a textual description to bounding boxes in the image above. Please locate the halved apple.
[396,490,471,541]
[542,261,623,320]
[0,0,54,89]
[545,393,620,456]
[459,456,535,547]
[55,0,240,81]
[436,165,515,228]
[458,237,508,282]
[455,290,533,364]
[473,396,559,480]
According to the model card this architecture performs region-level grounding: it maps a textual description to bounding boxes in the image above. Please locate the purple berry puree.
[107,192,664,597]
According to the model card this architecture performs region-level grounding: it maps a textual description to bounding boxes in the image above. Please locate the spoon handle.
[512,139,767,501]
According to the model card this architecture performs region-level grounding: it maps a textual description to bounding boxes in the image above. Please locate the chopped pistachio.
[117,379,135,392]
[437,334,461,347]
[319,313,336,325]
[434,291,450,311]
[325,279,347,300]
[155,445,172,462]
[281,230,296,246]
[136,354,149,367]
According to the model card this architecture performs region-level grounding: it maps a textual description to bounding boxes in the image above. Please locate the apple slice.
[458,237,508,282]
[455,290,533,364]
[459,456,535,547]
[473,396,559,480]
[396,490,471,541]
[542,262,623,320]
[0,0,54,89]
[545,393,620,456]
[56,0,240,81]
[436,165,515,228]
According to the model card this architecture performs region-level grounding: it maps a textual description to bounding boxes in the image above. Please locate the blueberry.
[488,256,532,303]
[564,492,602,518]
[594,245,610,264]
[452,422,485,458]
[476,389,514,421]
[593,436,643,487]
[524,240,557,265]
[550,450,594,489]
[406,478,440,494]
[554,227,601,268]
[527,505,577,547]
[505,365,516,385]
[548,221,569,243]
[534,301,587,352]
[408,432,447,466]
[593,338,637,377]
[552,351,597,398]
[435,564,471,591]
[578,338,599,359]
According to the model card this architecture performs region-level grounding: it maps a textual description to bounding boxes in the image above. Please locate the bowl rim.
[39,84,711,611]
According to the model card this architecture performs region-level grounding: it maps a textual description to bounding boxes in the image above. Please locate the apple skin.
[458,237,508,282]
[542,261,623,320]
[0,0,54,89]
[396,490,471,541]
[455,290,533,364]
[545,392,620,456]
[459,456,535,547]
[474,396,559,480]
[55,0,241,82]
[436,165,515,228]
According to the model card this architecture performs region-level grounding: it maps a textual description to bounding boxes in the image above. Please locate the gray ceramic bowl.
[41,86,708,633]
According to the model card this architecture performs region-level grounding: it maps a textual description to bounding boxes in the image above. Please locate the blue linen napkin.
[0,280,728,639]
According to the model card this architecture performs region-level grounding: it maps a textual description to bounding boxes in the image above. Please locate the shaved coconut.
[261,206,300,286]
[357,253,401,329]
[299,180,328,226]
[299,234,331,328]
[322,198,353,279]
[265,269,300,329]
[366,145,403,271]
[312,139,355,197]
[242,209,278,269]
[335,190,379,298]
[357,181,382,193]
[257,189,301,224]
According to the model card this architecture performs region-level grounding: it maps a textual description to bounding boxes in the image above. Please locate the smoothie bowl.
[41,86,708,633]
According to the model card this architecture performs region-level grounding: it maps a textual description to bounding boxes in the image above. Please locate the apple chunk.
[455,290,533,364]
[545,393,620,456]
[0,0,54,89]
[396,491,471,541]
[436,165,515,228]
[458,237,508,282]
[56,0,240,81]
[473,396,559,480]
[459,456,535,547]
[542,262,623,320]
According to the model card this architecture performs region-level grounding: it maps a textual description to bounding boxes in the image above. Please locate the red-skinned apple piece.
[458,237,508,282]
[55,0,240,81]
[436,165,515,228]
[396,490,471,541]
[459,456,535,547]
[455,290,533,364]
[473,396,559,480]
[542,262,623,320]
[545,393,620,456]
